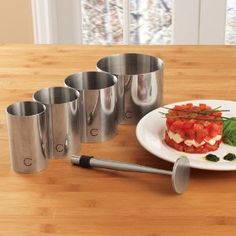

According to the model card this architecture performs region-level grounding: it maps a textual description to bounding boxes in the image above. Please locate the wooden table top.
[1,45,236,236]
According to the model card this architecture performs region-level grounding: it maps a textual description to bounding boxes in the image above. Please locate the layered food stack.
[164,103,223,153]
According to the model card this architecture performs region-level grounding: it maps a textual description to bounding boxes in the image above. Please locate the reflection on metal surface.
[65,71,118,142]
[33,87,80,159]
[6,101,48,173]
[131,75,158,106]
[97,53,163,124]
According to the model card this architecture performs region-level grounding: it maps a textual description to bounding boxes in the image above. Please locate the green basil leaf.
[223,118,236,146]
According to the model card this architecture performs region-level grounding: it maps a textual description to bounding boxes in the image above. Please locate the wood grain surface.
[1,45,236,236]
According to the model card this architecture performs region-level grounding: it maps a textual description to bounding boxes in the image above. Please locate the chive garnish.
[162,106,230,115]
[159,104,230,122]
[159,112,226,122]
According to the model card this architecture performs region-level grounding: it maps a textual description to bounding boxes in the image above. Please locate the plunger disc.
[171,157,190,194]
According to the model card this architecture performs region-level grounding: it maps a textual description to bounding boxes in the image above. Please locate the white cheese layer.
[184,139,205,147]
[167,130,221,147]
[167,131,184,144]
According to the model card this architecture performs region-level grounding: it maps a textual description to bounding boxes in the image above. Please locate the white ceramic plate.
[136,100,236,171]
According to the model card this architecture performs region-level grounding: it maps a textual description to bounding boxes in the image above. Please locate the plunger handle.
[71,155,172,176]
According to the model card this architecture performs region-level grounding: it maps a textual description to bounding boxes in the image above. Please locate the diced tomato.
[185,103,193,109]
[170,120,184,132]
[204,142,220,151]
[199,103,208,110]
[193,123,208,143]
[203,121,211,127]
[183,121,194,130]
[209,123,221,137]
[175,105,184,110]
[185,129,195,139]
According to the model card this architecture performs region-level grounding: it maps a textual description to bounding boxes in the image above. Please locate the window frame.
[31,0,228,45]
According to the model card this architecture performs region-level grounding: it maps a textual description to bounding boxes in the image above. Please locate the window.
[130,0,172,44]
[82,0,123,44]
[226,0,236,44]
[81,0,172,44]
[32,0,236,45]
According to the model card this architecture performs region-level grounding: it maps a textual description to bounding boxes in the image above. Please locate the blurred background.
[1,0,235,44]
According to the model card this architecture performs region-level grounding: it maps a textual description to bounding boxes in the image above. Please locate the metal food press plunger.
[71,155,190,194]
